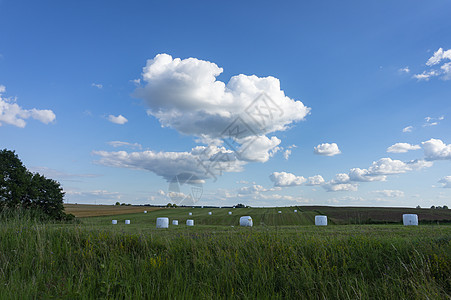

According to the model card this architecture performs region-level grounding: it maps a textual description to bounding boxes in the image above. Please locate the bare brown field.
[63,204,162,217]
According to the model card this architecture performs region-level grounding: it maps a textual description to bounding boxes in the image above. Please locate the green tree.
[0,149,31,209]
[115,202,120,206]
[0,149,70,220]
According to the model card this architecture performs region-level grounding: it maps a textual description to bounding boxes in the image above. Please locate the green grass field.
[1,208,450,299]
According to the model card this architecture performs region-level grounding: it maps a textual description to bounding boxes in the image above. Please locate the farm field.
[66,204,451,224]
[0,208,450,299]
[63,204,160,217]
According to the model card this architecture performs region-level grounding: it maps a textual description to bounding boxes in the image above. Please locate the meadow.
[0,207,450,299]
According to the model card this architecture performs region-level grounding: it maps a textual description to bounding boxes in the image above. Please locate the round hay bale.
[112,220,117,225]
[186,219,194,226]
[172,220,179,225]
[125,220,131,225]
[239,216,253,227]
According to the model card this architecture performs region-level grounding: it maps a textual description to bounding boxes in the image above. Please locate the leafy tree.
[115,202,120,206]
[0,149,31,209]
[235,203,245,208]
[430,205,436,209]
[416,205,421,209]
[0,149,70,220]
[443,205,448,210]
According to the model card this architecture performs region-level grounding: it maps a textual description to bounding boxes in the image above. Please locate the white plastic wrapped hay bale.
[144,211,147,214]
[208,212,212,215]
[240,216,253,227]
[228,211,232,215]
[125,220,131,225]
[315,215,327,226]
[172,220,179,225]
[403,214,418,226]
[278,211,282,214]
[112,220,117,225]
[186,219,194,226]
[156,217,169,228]
[188,212,192,216]
[294,209,297,213]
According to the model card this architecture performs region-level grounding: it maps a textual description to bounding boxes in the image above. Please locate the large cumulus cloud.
[95,54,310,180]
[135,54,310,143]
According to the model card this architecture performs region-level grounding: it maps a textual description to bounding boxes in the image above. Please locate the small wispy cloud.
[387,143,421,153]
[423,116,444,127]
[413,48,451,81]
[402,126,413,133]
[91,83,103,89]
[399,66,410,73]
[107,141,142,149]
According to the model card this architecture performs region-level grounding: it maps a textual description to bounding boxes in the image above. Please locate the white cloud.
[107,141,142,149]
[313,143,341,156]
[426,48,451,66]
[323,183,358,192]
[269,171,306,187]
[387,143,421,153]
[305,175,325,186]
[135,53,310,140]
[399,67,410,73]
[283,149,291,160]
[422,138,451,160]
[96,54,310,181]
[414,48,451,81]
[441,62,451,80]
[108,114,128,125]
[0,86,56,127]
[348,168,386,182]
[413,70,439,81]
[402,126,413,133]
[324,157,432,192]
[91,83,103,89]
[238,184,268,195]
[237,135,281,162]
[366,158,432,175]
[372,190,405,198]
[94,145,245,181]
[423,116,444,127]
[130,79,141,86]
[438,176,451,188]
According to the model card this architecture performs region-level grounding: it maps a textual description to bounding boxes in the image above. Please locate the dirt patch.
[64,204,162,217]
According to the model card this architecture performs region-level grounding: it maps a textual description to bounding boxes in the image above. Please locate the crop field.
[0,208,450,299]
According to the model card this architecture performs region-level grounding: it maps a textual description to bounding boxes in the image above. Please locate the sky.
[1,0,450,207]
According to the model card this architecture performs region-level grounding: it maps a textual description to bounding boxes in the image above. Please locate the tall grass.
[0,215,449,298]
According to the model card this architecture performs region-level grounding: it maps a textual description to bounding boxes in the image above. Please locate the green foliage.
[0,149,70,220]
[0,217,449,299]
[115,202,120,206]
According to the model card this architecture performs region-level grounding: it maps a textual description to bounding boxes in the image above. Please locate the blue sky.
[1,0,450,207]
